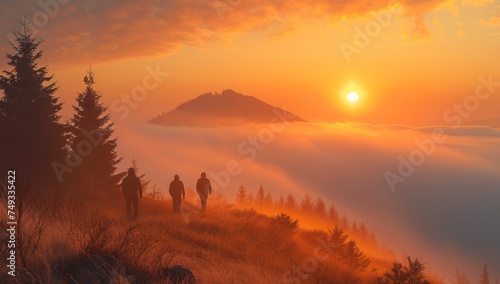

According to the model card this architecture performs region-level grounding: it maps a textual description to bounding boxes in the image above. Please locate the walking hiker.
[196,172,212,211]
[169,175,185,213]
[121,167,142,220]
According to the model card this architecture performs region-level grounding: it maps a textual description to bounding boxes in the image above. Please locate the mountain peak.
[150,90,305,127]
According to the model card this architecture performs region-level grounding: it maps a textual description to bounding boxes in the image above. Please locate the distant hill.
[464,117,500,128]
[149,89,305,127]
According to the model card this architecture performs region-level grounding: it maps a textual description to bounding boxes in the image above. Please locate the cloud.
[114,122,500,279]
[0,0,450,67]
[480,15,500,27]
[461,0,495,7]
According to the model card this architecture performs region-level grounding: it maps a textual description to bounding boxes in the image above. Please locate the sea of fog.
[113,122,500,279]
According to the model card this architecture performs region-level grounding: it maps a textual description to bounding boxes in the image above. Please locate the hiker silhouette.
[169,175,185,213]
[121,168,142,220]
[196,172,212,211]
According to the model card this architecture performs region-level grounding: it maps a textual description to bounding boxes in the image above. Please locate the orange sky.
[1,0,499,125]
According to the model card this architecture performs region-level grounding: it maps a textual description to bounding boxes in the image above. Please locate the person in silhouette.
[196,172,212,211]
[121,167,142,220]
[169,175,185,213]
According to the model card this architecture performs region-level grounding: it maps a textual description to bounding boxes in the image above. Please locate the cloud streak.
[0,0,454,67]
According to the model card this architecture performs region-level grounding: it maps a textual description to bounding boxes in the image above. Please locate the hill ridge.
[149,89,305,127]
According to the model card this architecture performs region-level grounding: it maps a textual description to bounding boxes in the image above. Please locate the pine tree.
[247,191,254,204]
[0,22,67,190]
[328,204,339,223]
[236,185,248,205]
[328,225,349,255]
[264,191,273,206]
[301,193,313,212]
[359,222,369,239]
[343,239,370,272]
[256,184,265,204]
[340,214,349,229]
[276,194,285,208]
[479,264,490,284]
[380,257,430,284]
[454,268,471,284]
[368,230,378,246]
[314,197,327,218]
[68,69,122,191]
[285,193,297,211]
[352,221,359,236]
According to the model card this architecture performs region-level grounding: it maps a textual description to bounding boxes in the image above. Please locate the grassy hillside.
[0,189,441,283]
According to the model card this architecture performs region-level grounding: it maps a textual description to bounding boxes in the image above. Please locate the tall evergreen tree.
[454,268,471,284]
[68,69,122,191]
[479,264,490,284]
[328,225,349,253]
[0,22,67,190]
[285,193,297,211]
[256,184,265,204]
[314,197,327,218]
[236,184,248,205]
[264,191,273,206]
[276,194,285,208]
[328,204,339,223]
[343,239,370,272]
[301,193,313,212]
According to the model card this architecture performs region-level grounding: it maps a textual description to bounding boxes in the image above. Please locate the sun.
[346,91,360,103]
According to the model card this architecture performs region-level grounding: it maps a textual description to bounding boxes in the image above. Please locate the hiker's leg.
[132,195,139,219]
[125,197,132,218]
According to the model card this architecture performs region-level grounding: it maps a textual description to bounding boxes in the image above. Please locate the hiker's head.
[128,167,135,176]
[201,172,206,178]
[174,174,179,181]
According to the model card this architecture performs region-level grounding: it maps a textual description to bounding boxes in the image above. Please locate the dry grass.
[0,190,398,283]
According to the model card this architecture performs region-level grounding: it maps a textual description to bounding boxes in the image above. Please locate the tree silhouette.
[359,223,369,239]
[479,264,490,284]
[0,22,67,190]
[379,257,430,284]
[328,225,349,254]
[343,239,370,272]
[314,197,327,218]
[352,222,359,236]
[264,191,273,206]
[274,213,299,234]
[340,215,349,229]
[247,191,254,204]
[454,268,471,284]
[328,204,339,223]
[369,230,378,247]
[285,193,297,211]
[256,184,265,204]
[236,185,248,205]
[301,193,313,212]
[276,194,285,208]
[68,69,122,191]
